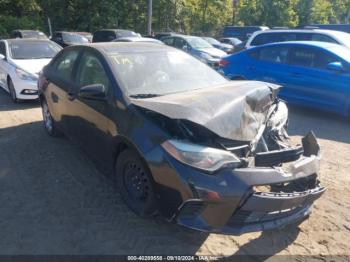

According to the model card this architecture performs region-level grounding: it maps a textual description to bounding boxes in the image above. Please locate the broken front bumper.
[170,132,325,235]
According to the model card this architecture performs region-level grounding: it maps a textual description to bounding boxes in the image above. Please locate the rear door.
[245,45,290,86]
[66,49,114,166]
[44,48,81,131]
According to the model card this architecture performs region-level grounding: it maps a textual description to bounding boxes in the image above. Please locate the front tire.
[7,77,19,103]
[115,149,158,217]
[41,99,62,137]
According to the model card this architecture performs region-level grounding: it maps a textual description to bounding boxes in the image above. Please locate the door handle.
[247,66,256,71]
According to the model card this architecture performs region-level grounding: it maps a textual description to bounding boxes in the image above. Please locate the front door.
[66,50,113,168]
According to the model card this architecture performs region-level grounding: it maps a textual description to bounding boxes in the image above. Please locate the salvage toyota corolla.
[38,42,325,235]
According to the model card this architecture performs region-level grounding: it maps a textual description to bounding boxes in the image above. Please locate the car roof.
[253,29,347,35]
[54,31,81,34]
[4,38,53,44]
[116,37,162,42]
[12,29,41,33]
[256,41,341,49]
[163,34,202,39]
[81,42,172,54]
[95,29,135,32]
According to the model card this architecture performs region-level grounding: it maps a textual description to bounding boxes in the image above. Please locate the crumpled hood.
[11,58,52,76]
[131,81,280,141]
[199,47,227,58]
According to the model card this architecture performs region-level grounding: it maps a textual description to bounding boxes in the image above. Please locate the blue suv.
[220,41,350,117]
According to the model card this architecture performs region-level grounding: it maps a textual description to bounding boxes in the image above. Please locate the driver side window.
[174,38,187,49]
[76,52,110,89]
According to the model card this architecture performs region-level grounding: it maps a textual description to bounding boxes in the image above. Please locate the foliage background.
[0,0,349,37]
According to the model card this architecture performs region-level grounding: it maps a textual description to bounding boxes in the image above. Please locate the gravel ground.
[0,88,349,259]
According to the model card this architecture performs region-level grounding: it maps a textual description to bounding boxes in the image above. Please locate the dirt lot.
[0,88,349,259]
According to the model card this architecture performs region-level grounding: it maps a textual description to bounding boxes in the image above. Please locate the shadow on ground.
[0,119,304,256]
[287,105,350,144]
[0,121,208,254]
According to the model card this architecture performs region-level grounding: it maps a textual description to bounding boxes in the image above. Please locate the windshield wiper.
[129,93,161,99]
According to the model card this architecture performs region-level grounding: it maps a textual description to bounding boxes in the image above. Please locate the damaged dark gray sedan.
[38,42,325,235]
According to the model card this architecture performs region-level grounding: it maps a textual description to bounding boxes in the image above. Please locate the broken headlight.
[161,140,241,172]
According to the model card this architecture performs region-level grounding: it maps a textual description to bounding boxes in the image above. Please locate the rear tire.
[41,99,62,137]
[115,149,158,217]
[7,77,19,103]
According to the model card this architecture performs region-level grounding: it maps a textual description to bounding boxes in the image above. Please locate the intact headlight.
[16,68,38,81]
[161,140,241,172]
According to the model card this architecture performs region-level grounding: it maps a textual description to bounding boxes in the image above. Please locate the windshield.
[9,41,61,59]
[108,50,227,96]
[203,37,220,45]
[187,37,212,49]
[62,33,89,43]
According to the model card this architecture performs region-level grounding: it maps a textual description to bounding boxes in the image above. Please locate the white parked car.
[0,39,62,102]
[245,29,350,49]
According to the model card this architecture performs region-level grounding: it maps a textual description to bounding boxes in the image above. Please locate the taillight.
[219,59,230,67]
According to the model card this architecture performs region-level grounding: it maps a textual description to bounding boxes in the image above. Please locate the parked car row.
[3,25,348,236]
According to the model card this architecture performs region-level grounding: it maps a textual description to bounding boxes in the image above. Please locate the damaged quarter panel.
[39,42,325,235]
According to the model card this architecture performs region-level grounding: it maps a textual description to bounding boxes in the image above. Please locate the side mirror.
[0,54,5,60]
[78,84,106,100]
[327,62,344,72]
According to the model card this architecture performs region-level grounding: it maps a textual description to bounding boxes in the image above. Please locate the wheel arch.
[6,74,12,88]
[112,135,148,170]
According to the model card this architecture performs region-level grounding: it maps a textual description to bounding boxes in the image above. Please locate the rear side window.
[163,37,174,46]
[52,50,79,84]
[311,34,338,44]
[93,31,115,42]
[251,32,311,46]
[253,46,289,64]
[251,33,276,46]
[174,38,187,49]
[289,47,317,67]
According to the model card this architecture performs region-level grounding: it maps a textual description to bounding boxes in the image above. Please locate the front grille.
[227,206,306,226]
